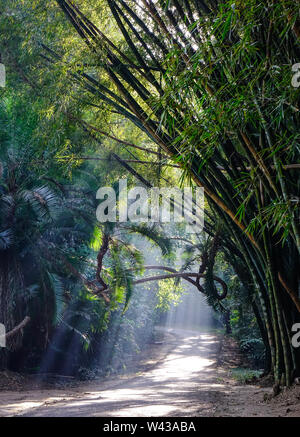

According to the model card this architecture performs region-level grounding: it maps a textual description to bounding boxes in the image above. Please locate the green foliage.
[156,278,184,311]
[124,223,173,257]
[1,0,299,386]
[230,368,262,384]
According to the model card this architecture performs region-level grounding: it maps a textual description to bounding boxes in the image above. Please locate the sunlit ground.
[0,328,229,417]
[1,277,224,417]
[0,281,227,417]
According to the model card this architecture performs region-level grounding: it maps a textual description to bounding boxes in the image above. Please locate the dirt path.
[1,328,298,417]
[0,329,223,417]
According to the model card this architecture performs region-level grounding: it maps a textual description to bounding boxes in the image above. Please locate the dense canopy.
[0,0,299,391]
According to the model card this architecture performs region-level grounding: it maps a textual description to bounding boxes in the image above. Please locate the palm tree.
[0,146,96,368]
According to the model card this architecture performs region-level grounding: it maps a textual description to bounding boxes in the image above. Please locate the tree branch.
[5,316,31,340]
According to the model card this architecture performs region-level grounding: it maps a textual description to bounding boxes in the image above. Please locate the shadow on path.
[0,329,227,417]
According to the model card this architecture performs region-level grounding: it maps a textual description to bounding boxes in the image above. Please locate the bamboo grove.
[47,0,300,386]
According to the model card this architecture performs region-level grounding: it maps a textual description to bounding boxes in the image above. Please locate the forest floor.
[0,328,299,417]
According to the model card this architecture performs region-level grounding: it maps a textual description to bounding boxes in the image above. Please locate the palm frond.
[0,228,13,250]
